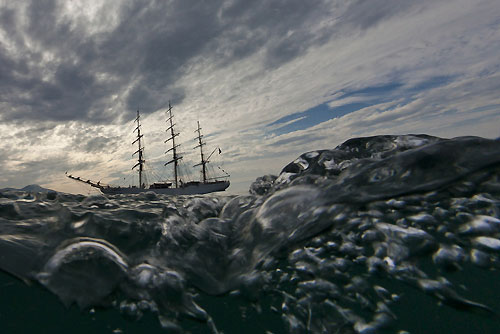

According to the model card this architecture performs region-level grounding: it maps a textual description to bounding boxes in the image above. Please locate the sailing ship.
[67,103,230,195]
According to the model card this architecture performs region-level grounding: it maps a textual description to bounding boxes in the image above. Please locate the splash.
[0,134,499,333]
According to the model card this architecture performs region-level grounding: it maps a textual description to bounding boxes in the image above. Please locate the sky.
[0,0,499,195]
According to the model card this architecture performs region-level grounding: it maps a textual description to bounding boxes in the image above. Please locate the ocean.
[0,134,499,333]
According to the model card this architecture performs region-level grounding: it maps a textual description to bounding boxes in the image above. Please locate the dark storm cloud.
[214,0,334,68]
[0,0,338,125]
[105,1,226,110]
[0,1,117,124]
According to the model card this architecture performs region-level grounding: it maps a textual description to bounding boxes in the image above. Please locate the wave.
[0,134,499,333]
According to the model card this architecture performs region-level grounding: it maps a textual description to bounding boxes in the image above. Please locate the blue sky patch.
[268,102,370,136]
[340,82,403,99]
[267,76,455,137]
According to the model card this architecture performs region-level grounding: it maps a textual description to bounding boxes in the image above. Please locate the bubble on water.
[0,134,499,333]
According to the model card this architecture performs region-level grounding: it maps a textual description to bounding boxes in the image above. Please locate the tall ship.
[67,103,230,195]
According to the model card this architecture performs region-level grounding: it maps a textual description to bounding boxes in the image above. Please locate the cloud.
[0,0,338,126]
[340,0,428,30]
[0,0,498,194]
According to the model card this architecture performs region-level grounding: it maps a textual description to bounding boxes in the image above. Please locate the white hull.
[100,181,230,195]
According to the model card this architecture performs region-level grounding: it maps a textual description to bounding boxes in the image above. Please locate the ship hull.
[99,181,230,195]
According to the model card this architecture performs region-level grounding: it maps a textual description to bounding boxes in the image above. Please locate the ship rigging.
[67,103,230,195]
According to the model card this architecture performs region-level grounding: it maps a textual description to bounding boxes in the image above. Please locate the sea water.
[0,135,499,333]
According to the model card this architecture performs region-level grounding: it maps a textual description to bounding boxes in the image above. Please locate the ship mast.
[194,121,207,183]
[164,102,182,188]
[132,110,145,188]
